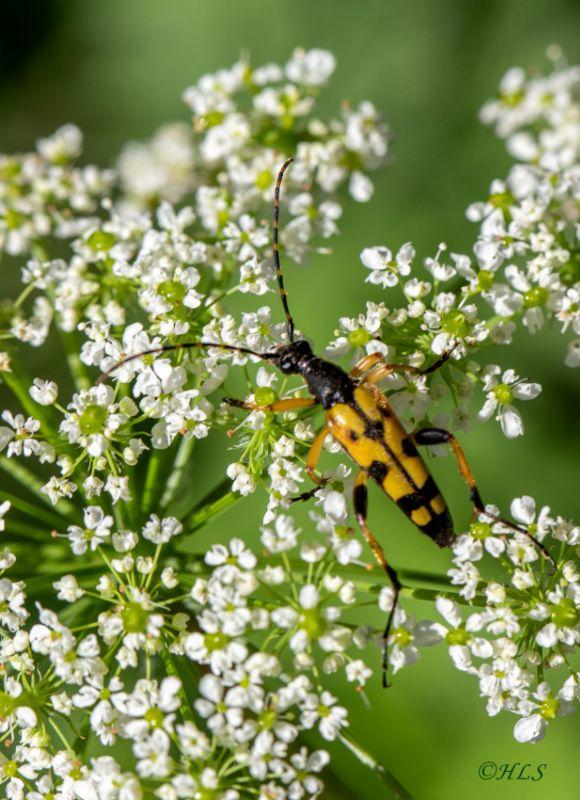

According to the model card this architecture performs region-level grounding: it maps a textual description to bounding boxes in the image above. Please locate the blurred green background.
[1,1,579,798]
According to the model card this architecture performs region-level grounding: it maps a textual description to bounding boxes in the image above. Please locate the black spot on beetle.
[420,509,455,547]
[419,475,439,502]
[363,419,384,440]
[396,491,424,513]
[368,460,389,484]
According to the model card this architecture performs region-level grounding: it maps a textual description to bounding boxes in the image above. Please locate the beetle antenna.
[273,157,296,343]
[98,341,277,384]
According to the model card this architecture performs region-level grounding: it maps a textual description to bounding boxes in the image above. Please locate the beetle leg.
[349,352,384,379]
[413,427,556,570]
[353,470,402,688]
[305,425,329,485]
[290,425,329,502]
[363,350,458,387]
[224,396,318,413]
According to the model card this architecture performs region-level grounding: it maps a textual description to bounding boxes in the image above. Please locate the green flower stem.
[159,437,196,511]
[142,449,164,516]
[47,718,74,753]
[186,489,239,532]
[384,567,456,591]
[144,543,163,590]
[58,329,92,391]
[70,715,91,759]
[112,501,125,532]
[160,650,199,722]
[338,731,415,800]
[401,585,485,607]
[3,517,53,541]
[58,593,106,628]
[1,490,65,529]
[0,456,80,523]
[13,281,36,310]
[175,478,241,548]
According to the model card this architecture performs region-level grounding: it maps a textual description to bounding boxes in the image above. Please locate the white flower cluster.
[0,124,113,258]
[0,48,578,800]
[0,44,388,508]
[315,55,580,454]
[0,493,390,798]
[383,496,579,742]
[473,57,580,369]
[2,47,387,352]
[0,48,393,799]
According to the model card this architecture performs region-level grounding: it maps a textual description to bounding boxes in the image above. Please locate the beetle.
[102,158,555,685]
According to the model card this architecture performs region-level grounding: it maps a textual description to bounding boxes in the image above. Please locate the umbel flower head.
[0,45,578,800]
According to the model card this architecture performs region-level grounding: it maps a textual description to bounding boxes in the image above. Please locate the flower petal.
[500,405,523,438]
[514,714,546,743]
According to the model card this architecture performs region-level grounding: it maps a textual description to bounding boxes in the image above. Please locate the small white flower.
[53,575,85,602]
[381,601,444,675]
[514,713,546,743]
[29,378,58,405]
[37,123,83,162]
[361,243,414,288]
[0,500,10,532]
[346,659,372,686]
[285,48,336,86]
[300,690,348,740]
[510,495,552,541]
[478,366,541,438]
[227,462,256,495]
[141,514,182,544]
[564,339,580,368]
[66,506,113,555]
[261,515,300,553]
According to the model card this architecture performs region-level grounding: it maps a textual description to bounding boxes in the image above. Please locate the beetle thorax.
[272,340,353,409]
[273,340,314,374]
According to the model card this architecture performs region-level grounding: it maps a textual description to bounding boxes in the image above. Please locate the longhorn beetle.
[101,158,555,686]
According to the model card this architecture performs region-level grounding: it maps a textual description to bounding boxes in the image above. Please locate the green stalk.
[3,518,54,540]
[142,449,164,516]
[160,649,199,721]
[58,330,92,391]
[13,281,36,311]
[1,490,66,529]
[159,437,196,511]
[47,718,74,753]
[401,585,485,607]
[186,489,238,531]
[175,478,240,551]
[338,731,415,800]
[0,456,80,522]
[394,568,455,590]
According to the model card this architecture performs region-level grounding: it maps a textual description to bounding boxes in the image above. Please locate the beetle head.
[269,339,313,374]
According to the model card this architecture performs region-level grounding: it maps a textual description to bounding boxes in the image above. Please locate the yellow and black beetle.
[102,158,554,685]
